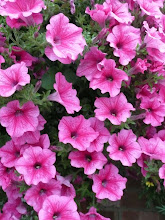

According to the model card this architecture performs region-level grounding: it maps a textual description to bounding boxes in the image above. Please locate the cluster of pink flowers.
[0,0,165,219]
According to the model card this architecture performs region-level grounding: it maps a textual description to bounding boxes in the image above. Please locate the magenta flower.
[24,179,61,212]
[45,13,86,64]
[15,146,56,185]
[48,72,81,114]
[137,153,150,177]
[77,47,106,81]
[0,100,39,137]
[159,164,165,187]
[69,150,107,175]
[79,207,110,220]
[58,115,99,151]
[92,164,127,201]
[87,117,110,152]
[0,0,46,19]
[0,140,22,168]
[107,24,141,65]
[94,93,135,125]
[0,62,30,97]
[140,98,165,126]
[138,137,165,162]
[90,59,128,97]
[11,46,36,66]
[107,129,141,166]
[38,195,80,220]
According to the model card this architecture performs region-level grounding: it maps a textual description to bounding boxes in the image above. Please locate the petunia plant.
[0,0,165,219]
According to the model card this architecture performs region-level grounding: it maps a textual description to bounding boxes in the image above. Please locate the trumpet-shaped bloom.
[69,150,107,175]
[87,117,110,152]
[24,179,61,212]
[0,62,30,97]
[15,146,56,185]
[107,24,141,65]
[90,59,128,97]
[80,207,110,220]
[77,47,106,81]
[92,164,127,201]
[94,93,135,125]
[48,72,81,114]
[0,0,46,19]
[0,100,39,137]
[45,13,86,64]
[107,129,141,166]
[38,195,80,220]
[58,115,98,151]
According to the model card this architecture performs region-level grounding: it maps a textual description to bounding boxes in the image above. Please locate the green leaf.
[41,68,55,90]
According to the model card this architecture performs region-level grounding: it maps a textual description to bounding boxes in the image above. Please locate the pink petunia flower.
[38,195,80,220]
[12,130,41,145]
[92,164,127,201]
[107,129,141,166]
[58,115,99,151]
[0,62,30,97]
[11,46,36,66]
[138,136,165,162]
[87,117,110,152]
[15,146,56,185]
[0,140,22,168]
[137,153,150,177]
[76,47,106,81]
[90,59,128,97]
[48,72,81,114]
[24,179,61,212]
[0,100,40,137]
[69,150,107,175]
[94,93,135,125]
[79,206,110,220]
[107,24,141,65]
[140,98,165,126]
[45,13,86,64]
[159,164,165,187]
[0,0,46,19]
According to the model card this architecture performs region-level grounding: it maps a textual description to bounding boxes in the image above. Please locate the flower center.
[71,131,77,139]
[107,76,113,81]
[116,42,123,49]
[15,55,21,61]
[40,189,46,194]
[118,146,125,151]
[15,151,20,158]
[53,213,60,219]
[85,155,92,162]
[53,36,61,45]
[102,179,107,187]
[34,163,41,169]
[110,109,117,116]
[15,109,23,117]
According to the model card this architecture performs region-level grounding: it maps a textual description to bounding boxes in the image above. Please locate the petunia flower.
[94,93,135,125]
[0,62,30,97]
[92,164,127,201]
[48,72,81,114]
[38,195,80,220]
[159,164,165,187]
[79,206,110,220]
[0,100,40,137]
[107,129,141,166]
[58,115,99,151]
[15,146,56,185]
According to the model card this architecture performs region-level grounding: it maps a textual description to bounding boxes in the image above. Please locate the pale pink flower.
[69,150,107,175]
[107,129,141,166]
[0,100,39,137]
[94,93,135,125]
[87,117,110,152]
[80,206,110,220]
[140,98,165,126]
[11,46,36,66]
[0,62,30,97]
[38,195,80,220]
[90,59,128,97]
[58,115,99,151]
[76,47,106,81]
[107,24,141,65]
[48,72,81,114]
[0,140,22,168]
[138,137,165,162]
[15,146,56,185]
[159,164,165,187]
[45,13,86,64]
[0,0,46,19]
[92,164,127,201]
[24,179,61,212]
[104,0,134,24]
